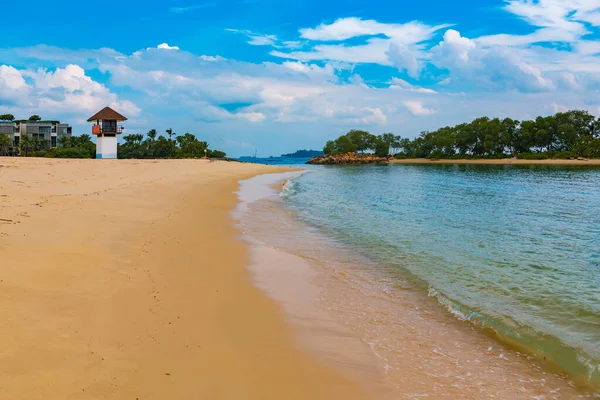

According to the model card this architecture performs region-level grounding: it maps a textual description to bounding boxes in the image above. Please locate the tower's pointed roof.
[87,107,127,122]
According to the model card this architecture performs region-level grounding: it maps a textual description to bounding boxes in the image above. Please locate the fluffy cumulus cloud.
[0,64,139,119]
[403,100,437,116]
[157,43,180,50]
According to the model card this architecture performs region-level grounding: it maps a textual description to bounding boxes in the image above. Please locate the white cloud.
[157,43,180,50]
[390,77,437,94]
[386,43,424,78]
[239,112,266,122]
[226,29,300,49]
[359,107,387,124]
[282,61,336,79]
[200,55,226,62]
[299,17,448,42]
[477,0,600,47]
[433,30,476,64]
[0,64,140,118]
[273,18,448,73]
[574,41,600,55]
[0,65,29,90]
[403,100,437,116]
[272,39,392,65]
[431,30,557,92]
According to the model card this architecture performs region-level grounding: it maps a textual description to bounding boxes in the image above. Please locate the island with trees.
[281,149,324,158]
[309,110,600,165]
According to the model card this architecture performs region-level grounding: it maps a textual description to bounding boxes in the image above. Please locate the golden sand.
[0,158,370,399]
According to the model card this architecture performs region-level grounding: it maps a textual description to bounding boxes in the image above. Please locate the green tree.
[345,130,372,153]
[166,128,175,141]
[0,134,10,155]
[323,136,358,154]
[208,149,227,158]
[176,133,208,157]
[373,137,390,157]
[380,133,398,154]
[153,135,177,158]
[58,134,73,148]
[0,114,15,121]
[28,115,42,121]
[147,129,157,141]
[20,135,31,156]
[145,129,157,157]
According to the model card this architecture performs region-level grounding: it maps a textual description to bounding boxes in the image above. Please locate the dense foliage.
[117,129,226,159]
[324,110,600,159]
[22,134,96,158]
[0,126,226,159]
[324,130,401,157]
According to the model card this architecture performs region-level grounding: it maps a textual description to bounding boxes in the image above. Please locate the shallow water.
[235,167,600,398]
[284,165,600,389]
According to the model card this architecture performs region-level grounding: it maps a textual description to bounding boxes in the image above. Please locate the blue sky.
[1,0,599,156]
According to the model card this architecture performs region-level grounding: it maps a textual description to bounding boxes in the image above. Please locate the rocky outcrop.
[307,153,392,165]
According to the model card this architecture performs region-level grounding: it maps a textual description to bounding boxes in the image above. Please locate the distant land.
[281,149,324,158]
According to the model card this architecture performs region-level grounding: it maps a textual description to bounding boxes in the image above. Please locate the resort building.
[0,120,72,148]
[88,107,127,159]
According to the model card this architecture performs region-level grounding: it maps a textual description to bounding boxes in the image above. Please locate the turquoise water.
[284,165,600,386]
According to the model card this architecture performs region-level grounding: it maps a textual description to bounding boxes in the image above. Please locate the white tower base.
[96,135,117,159]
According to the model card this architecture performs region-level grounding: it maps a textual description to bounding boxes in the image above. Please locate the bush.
[518,152,550,160]
[46,148,92,158]
[208,150,226,158]
[551,151,578,159]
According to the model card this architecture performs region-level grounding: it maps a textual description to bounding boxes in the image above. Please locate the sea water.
[280,165,600,390]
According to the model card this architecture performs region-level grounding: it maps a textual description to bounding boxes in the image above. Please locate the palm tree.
[147,129,157,141]
[78,134,93,146]
[20,135,31,156]
[166,128,175,141]
[30,136,41,152]
[0,134,10,155]
[58,134,72,148]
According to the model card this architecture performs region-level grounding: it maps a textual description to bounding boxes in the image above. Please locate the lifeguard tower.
[88,107,127,159]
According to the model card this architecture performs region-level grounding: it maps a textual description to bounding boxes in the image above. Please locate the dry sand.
[390,158,600,165]
[0,158,370,400]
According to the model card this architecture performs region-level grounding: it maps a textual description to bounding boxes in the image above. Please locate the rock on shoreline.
[307,153,392,165]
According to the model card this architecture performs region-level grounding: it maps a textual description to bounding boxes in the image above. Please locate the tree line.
[0,127,227,159]
[0,134,98,158]
[117,129,226,159]
[324,110,600,159]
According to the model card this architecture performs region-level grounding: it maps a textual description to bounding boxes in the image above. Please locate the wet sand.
[237,172,597,399]
[0,158,371,400]
[391,158,600,165]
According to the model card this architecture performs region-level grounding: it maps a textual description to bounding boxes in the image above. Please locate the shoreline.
[0,158,370,399]
[390,158,600,165]
[238,169,599,398]
[236,172,393,398]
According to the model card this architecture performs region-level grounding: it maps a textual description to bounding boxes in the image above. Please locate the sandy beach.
[0,158,371,399]
[390,158,600,165]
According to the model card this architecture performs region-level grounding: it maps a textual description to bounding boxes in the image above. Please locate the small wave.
[428,286,600,390]
[428,287,485,325]
[280,172,306,198]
